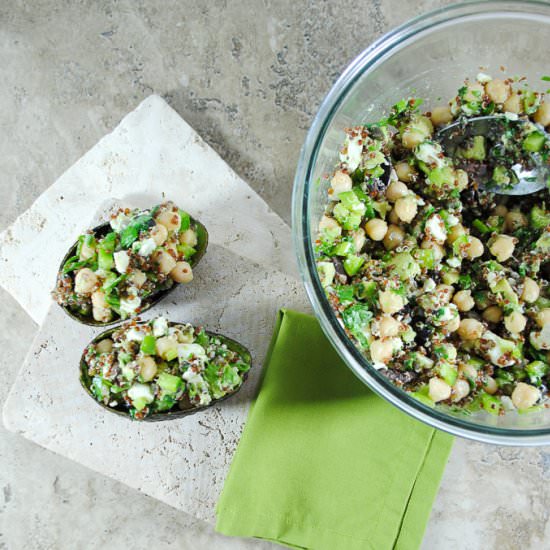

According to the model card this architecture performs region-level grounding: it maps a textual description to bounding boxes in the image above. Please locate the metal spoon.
[436,115,549,195]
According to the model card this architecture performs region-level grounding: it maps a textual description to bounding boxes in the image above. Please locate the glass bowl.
[292,0,550,445]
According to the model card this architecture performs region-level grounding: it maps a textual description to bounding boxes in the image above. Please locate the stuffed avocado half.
[80,316,252,420]
[53,201,208,325]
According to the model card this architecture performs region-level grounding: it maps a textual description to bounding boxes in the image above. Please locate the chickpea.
[95,338,113,354]
[156,336,178,360]
[379,315,400,338]
[164,241,178,257]
[394,161,417,183]
[451,379,471,403]
[489,234,516,262]
[511,382,540,410]
[74,268,98,295]
[386,180,409,202]
[463,82,485,102]
[485,78,510,104]
[483,305,503,324]
[446,223,466,245]
[401,116,433,149]
[156,210,181,232]
[180,228,198,247]
[536,309,550,328]
[153,250,177,274]
[442,269,460,286]
[455,169,469,191]
[459,362,478,383]
[331,170,352,194]
[365,218,388,241]
[370,339,394,364]
[129,269,147,288]
[93,307,112,323]
[484,376,498,395]
[521,277,540,304]
[505,210,527,232]
[138,356,158,382]
[503,92,521,114]
[318,215,342,236]
[464,236,484,259]
[534,102,550,127]
[394,196,418,223]
[453,290,475,312]
[458,318,484,340]
[388,208,400,224]
[150,223,168,246]
[91,289,108,309]
[429,377,452,403]
[435,284,455,304]
[402,129,425,149]
[170,261,193,283]
[379,289,405,314]
[421,240,444,263]
[492,204,508,217]
[446,313,461,333]
[383,224,405,251]
[430,105,453,126]
[504,311,527,334]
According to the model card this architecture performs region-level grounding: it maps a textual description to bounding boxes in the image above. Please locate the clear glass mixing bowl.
[292,0,550,445]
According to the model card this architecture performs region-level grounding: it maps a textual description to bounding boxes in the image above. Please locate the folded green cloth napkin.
[216,309,453,550]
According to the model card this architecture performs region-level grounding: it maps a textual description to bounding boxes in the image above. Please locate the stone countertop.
[0,1,548,549]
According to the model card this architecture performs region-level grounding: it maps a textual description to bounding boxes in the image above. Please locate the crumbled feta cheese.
[152,316,169,337]
[415,141,446,169]
[126,328,145,342]
[110,213,131,233]
[504,112,519,121]
[182,369,203,384]
[423,278,436,292]
[120,287,141,316]
[483,331,516,366]
[530,324,550,351]
[340,134,363,172]
[127,383,154,403]
[114,251,130,274]
[425,214,447,244]
[138,238,157,257]
[432,304,458,327]
[446,256,461,268]
[446,214,459,227]
[178,343,207,362]
[476,72,492,83]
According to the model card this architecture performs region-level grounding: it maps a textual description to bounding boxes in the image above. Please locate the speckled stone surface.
[1,1,549,549]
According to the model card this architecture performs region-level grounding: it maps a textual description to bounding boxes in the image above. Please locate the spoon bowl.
[436,115,549,195]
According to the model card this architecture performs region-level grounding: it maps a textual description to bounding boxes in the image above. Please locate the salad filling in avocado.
[81,316,251,419]
[53,201,205,323]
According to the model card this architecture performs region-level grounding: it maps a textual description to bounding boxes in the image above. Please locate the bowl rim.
[292,0,550,445]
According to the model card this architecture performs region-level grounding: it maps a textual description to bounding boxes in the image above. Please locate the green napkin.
[216,309,453,550]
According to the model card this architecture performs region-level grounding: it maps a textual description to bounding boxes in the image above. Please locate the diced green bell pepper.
[523,131,546,153]
[343,255,364,276]
[157,372,183,394]
[140,335,157,355]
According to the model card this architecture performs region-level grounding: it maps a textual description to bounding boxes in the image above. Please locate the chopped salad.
[82,316,251,419]
[53,201,203,323]
[315,73,550,414]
